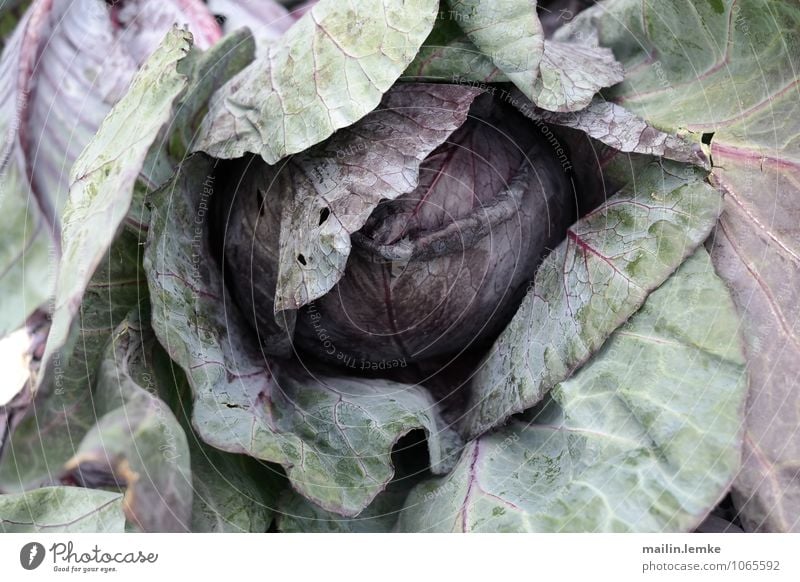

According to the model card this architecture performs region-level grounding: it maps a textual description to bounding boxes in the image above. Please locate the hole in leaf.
[297,254,307,266]
[392,429,430,476]
[318,207,331,226]
[701,132,714,145]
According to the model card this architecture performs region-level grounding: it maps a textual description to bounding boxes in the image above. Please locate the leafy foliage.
[0,0,788,534]
[588,0,800,533]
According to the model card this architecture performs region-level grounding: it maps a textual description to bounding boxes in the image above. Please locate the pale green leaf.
[0,28,191,492]
[530,39,623,112]
[398,249,747,532]
[402,16,505,82]
[0,231,144,491]
[190,448,279,533]
[278,475,417,532]
[170,28,256,159]
[193,0,439,164]
[591,0,800,533]
[0,487,124,533]
[63,310,192,532]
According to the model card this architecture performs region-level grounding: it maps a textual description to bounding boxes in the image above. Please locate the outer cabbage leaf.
[144,155,462,517]
[190,446,280,532]
[460,155,722,439]
[441,1,621,111]
[398,249,747,532]
[530,39,623,112]
[0,487,124,532]
[62,310,192,533]
[170,28,257,159]
[591,0,800,533]
[192,0,439,163]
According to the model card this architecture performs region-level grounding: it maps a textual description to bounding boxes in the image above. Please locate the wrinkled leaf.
[190,447,280,532]
[509,91,708,167]
[444,0,543,92]
[0,487,124,532]
[193,0,439,163]
[531,39,623,112]
[398,249,747,532]
[145,155,462,516]
[593,0,800,533]
[0,29,191,491]
[63,310,192,532]
[460,156,722,439]
[154,353,282,533]
[273,83,481,312]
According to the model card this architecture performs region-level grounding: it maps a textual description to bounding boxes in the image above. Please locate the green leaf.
[397,249,747,532]
[192,0,439,163]
[440,1,621,111]
[591,0,800,533]
[278,475,418,532]
[0,487,124,532]
[155,353,282,533]
[190,448,280,533]
[443,0,543,91]
[0,2,212,338]
[460,156,722,439]
[123,323,283,534]
[144,155,462,517]
[62,309,192,532]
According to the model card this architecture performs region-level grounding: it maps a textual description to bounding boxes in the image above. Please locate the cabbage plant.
[0,0,797,534]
